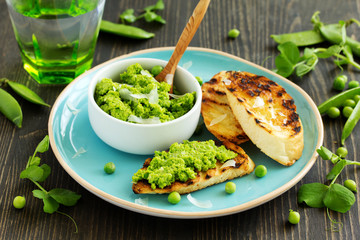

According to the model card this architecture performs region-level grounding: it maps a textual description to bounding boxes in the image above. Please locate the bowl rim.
[88,57,202,128]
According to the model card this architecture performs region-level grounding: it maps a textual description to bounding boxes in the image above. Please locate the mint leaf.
[35,135,49,154]
[119,9,136,23]
[277,41,300,65]
[37,164,51,182]
[298,183,329,208]
[32,189,46,199]
[49,188,81,206]
[43,196,60,214]
[323,183,355,213]
[20,165,44,181]
[275,54,294,77]
[29,156,41,166]
[317,146,333,160]
[326,160,347,180]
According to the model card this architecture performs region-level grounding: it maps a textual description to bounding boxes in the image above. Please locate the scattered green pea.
[288,209,300,224]
[255,165,267,178]
[336,147,348,158]
[344,179,357,192]
[348,80,360,89]
[13,196,26,209]
[225,182,236,194]
[342,99,356,108]
[168,191,181,204]
[228,29,240,38]
[333,75,348,91]
[195,76,203,86]
[353,94,360,103]
[151,65,163,76]
[104,162,116,174]
[342,106,353,118]
[326,106,340,118]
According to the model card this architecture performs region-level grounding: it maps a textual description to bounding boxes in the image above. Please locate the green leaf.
[119,9,136,23]
[316,45,341,58]
[43,196,60,214]
[48,188,81,206]
[37,164,51,182]
[298,183,329,208]
[32,189,46,199]
[144,11,158,22]
[144,0,164,11]
[323,183,355,213]
[274,54,294,77]
[317,146,333,160]
[326,159,347,180]
[29,156,41,166]
[277,41,300,65]
[35,135,49,154]
[20,165,44,181]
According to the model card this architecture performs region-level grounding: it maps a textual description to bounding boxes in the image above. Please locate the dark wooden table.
[1,0,360,239]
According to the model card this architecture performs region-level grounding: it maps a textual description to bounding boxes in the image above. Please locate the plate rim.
[48,46,324,219]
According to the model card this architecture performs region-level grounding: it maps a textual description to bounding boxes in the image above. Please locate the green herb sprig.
[272,12,360,78]
[298,146,359,231]
[20,135,81,233]
[119,0,166,24]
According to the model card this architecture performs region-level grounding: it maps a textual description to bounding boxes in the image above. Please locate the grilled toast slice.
[132,141,255,194]
[201,72,248,145]
[223,71,304,166]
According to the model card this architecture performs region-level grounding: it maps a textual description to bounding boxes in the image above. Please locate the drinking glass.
[6,0,106,84]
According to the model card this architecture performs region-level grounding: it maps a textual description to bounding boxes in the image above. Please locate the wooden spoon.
[155,0,211,92]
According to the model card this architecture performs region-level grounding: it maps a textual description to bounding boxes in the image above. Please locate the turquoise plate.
[48,47,323,219]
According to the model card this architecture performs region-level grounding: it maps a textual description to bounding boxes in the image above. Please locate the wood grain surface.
[1,0,360,239]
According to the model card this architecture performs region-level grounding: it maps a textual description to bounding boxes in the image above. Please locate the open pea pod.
[0,88,23,128]
[7,81,50,107]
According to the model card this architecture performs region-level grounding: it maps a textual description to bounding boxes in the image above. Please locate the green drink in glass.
[6,0,105,84]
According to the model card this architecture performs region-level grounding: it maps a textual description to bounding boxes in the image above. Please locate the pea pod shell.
[318,87,360,114]
[0,88,23,128]
[319,24,360,57]
[341,99,360,145]
[100,20,155,39]
[271,30,325,47]
[7,81,50,107]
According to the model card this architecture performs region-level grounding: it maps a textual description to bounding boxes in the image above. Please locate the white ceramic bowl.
[88,58,202,155]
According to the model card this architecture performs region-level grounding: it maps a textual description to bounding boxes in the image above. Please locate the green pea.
[288,209,300,224]
[342,99,356,108]
[225,182,236,194]
[168,191,181,204]
[228,29,240,38]
[336,147,348,158]
[104,162,116,174]
[353,94,360,103]
[195,76,203,86]
[0,88,23,128]
[342,106,353,118]
[7,80,50,107]
[151,65,163,76]
[348,80,360,89]
[344,179,357,192]
[13,196,26,209]
[326,106,340,118]
[255,165,267,178]
[333,75,348,91]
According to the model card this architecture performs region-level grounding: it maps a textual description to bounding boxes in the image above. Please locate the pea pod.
[100,20,155,39]
[7,81,50,107]
[318,87,360,114]
[0,88,23,128]
[271,30,325,47]
[341,99,360,145]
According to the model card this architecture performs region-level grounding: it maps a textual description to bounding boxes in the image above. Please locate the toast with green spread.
[132,140,255,194]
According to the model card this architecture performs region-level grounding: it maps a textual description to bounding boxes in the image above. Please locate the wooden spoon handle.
[155,0,211,85]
